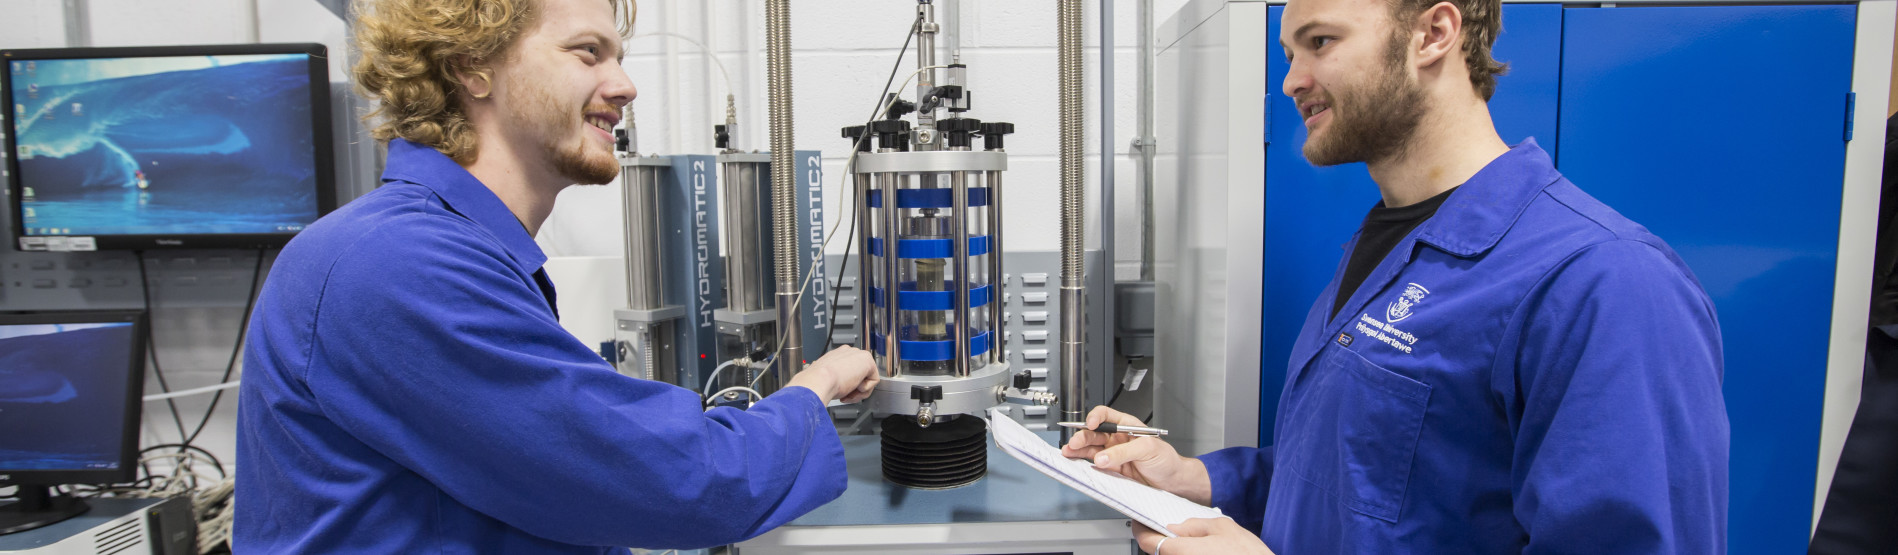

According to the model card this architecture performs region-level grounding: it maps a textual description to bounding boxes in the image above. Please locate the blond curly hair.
[351,0,636,164]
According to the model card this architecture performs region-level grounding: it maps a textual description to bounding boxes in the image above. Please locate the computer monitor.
[1,43,336,251]
[0,310,146,535]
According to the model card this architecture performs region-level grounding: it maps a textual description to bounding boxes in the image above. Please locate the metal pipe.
[623,164,664,310]
[62,0,90,47]
[1137,0,1156,281]
[1097,0,1117,416]
[943,0,962,62]
[916,2,939,133]
[857,172,876,355]
[1058,0,1088,440]
[722,162,770,312]
[988,168,1004,370]
[952,167,972,377]
[766,0,804,375]
[880,170,904,376]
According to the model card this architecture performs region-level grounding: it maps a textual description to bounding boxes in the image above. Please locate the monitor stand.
[0,486,90,535]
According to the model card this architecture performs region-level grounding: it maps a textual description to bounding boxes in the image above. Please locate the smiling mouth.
[1301,104,1329,123]
[585,115,614,133]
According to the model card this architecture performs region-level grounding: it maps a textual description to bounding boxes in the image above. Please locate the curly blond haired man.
[234,0,878,552]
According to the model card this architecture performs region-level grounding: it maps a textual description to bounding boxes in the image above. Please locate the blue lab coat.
[234,139,846,553]
[1200,140,1729,553]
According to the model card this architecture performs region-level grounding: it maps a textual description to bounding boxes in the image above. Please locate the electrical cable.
[140,443,228,480]
[752,14,925,390]
[134,250,192,444]
[705,386,765,406]
[142,380,241,402]
[629,32,734,97]
[818,14,924,352]
[182,248,268,448]
[701,357,750,399]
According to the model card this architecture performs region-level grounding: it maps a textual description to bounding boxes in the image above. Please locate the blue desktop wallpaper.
[8,54,321,237]
[0,323,138,472]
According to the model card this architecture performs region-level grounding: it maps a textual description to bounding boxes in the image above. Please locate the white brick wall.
[548,0,1191,281]
[1,0,1190,274]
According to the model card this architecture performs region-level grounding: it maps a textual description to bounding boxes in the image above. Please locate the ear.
[1411,2,1463,71]
[453,56,493,100]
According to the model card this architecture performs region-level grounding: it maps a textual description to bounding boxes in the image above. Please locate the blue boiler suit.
[234,139,846,553]
[1201,140,1729,553]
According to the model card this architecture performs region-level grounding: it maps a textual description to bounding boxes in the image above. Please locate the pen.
[1056,422,1169,437]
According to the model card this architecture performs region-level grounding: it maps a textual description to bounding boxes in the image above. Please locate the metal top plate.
[717,152,772,163]
[853,150,1008,174]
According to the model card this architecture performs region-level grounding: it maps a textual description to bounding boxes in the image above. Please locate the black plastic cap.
[714,124,731,150]
[841,125,871,152]
[872,119,912,151]
[939,117,982,149]
[980,121,1015,151]
[885,98,917,121]
[614,129,630,152]
[1012,370,1032,390]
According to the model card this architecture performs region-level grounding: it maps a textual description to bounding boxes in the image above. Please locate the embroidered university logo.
[1386,283,1430,323]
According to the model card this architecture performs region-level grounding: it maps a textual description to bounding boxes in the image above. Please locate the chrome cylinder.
[856,171,876,353]
[855,149,1006,417]
[879,169,904,375]
[720,158,774,314]
[951,167,972,378]
[987,168,1004,367]
[621,160,664,310]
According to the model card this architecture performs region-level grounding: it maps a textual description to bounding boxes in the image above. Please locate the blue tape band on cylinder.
[867,236,991,259]
[866,187,992,209]
[867,283,992,310]
[869,330,994,361]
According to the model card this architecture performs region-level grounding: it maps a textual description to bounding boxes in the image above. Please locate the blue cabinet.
[1558,6,1856,553]
[1261,4,1859,553]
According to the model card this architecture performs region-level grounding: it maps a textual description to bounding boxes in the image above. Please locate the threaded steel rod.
[1057,0,1087,441]
[767,0,803,375]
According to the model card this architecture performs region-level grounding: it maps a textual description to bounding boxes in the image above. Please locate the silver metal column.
[988,169,1004,368]
[624,165,664,311]
[952,166,972,377]
[856,171,876,354]
[766,0,804,376]
[1057,0,1088,440]
[880,170,904,376]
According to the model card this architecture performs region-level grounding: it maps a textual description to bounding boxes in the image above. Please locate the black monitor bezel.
[0,42,337,251]
[0,309,146,487]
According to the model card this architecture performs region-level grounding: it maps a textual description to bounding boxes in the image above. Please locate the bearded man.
[233,0,879,552]
[1063,0,1730,553]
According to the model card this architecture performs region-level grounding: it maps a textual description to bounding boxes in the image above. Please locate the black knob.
[872,119,912,151]
[885,97,916,121]
[939,117,982,149]
[910,384,944,404]
[841,125,871,152]
[1012,370,1032,390]
[614,129,630,152]
[939,117,982,133]
[980,121,1015,151]
[714,124,731,150]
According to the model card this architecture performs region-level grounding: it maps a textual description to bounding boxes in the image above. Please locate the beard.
[1301,32,1428,167]
[506,78,620,185]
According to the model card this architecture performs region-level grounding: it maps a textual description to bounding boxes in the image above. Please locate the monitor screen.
[2,44,335,250]
[0,311,143,484]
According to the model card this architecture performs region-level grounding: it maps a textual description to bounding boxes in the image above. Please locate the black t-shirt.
[1332,186,1459,319]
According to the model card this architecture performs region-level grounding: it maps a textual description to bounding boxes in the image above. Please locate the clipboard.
[987,410,1230,538]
